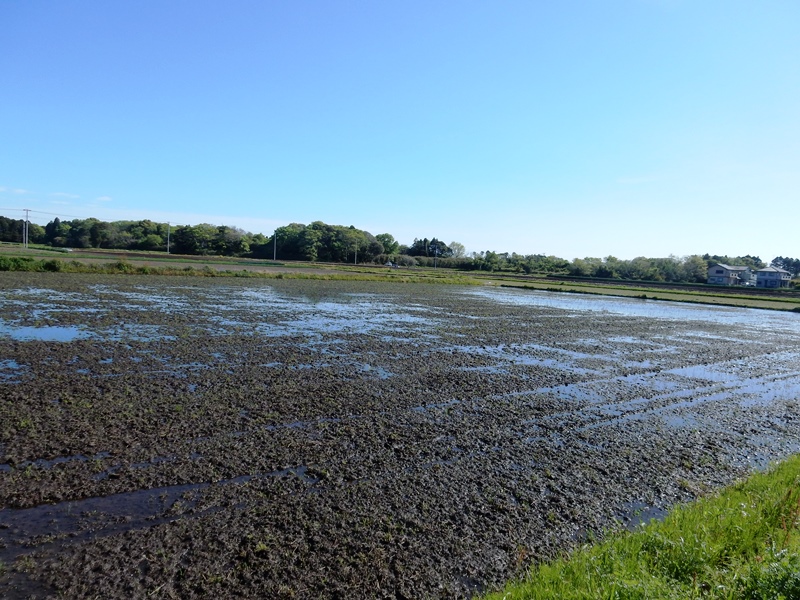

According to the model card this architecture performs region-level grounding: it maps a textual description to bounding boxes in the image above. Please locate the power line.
[1,207,187,227]
[27,208,90,220]
[0,207,91,221]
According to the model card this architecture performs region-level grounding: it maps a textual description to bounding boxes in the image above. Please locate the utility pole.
[273,230,277,261]
[23,208,30,249]
[354,244,357,265]
[167,222,171,254]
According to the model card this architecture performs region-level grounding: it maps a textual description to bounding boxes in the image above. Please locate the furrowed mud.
[2,274,799,598]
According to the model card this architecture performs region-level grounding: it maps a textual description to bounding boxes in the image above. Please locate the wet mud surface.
[2,273,800,598]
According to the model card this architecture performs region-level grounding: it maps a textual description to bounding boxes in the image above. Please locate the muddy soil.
[1,273,800,599]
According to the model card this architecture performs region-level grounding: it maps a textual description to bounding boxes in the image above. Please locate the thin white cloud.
[96,195,113,202]
[51,192,80,199]
[12,188,31,194]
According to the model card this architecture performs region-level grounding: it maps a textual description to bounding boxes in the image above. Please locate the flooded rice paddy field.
[2,273,800,598]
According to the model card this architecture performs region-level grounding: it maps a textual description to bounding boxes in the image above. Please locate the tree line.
[771,256,800,276]
[0,214,796,283]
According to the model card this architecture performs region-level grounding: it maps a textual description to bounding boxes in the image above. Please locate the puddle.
[0,359,28,382]
[360,364,393,379]
[87,286,183,313]
[447,343,601,375]
[0,482,206,565]
[0,466,318,564]
[0,324,89,342]
[606,336,662,346]
[617,501,669,530]
[3,451,112,472]
[573,375,795,434]
[209,288,437,336]
[668,365,741,383]
[737,373,800,407]
[13,288,91,301]
[662,414,700,429]
[466,288,800,333]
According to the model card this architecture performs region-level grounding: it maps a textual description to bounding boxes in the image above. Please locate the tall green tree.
[682,255,709,282]
[406,237,452,258]
[376,233,398,255]
[171,224,217,255]
[772,257,800,276]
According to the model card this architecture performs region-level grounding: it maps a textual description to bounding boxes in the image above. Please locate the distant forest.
[1,214,797,284]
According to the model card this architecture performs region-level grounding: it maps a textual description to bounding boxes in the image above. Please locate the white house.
[755,266,792,288]
[707,263,752,286]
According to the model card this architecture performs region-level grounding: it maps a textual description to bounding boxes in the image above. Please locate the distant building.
[739,269,756,286]
[707,263,752,286]
[755,266,792,288]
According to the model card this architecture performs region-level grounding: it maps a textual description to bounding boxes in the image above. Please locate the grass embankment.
[485,456,800,600]
[0,255,479,284]
[0,245,293,268]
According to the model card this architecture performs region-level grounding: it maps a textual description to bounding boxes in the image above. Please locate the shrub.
[0,257,37,271]
[110,260,135,273]
[42,259,64,272]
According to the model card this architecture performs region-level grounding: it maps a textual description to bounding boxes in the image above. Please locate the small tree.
[449,241,466,258]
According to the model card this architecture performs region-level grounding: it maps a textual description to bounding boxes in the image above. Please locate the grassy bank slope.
[484,456,800,599]
[0,254,480,285]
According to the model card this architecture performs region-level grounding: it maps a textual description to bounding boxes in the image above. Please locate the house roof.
[757,266,792,274]
[714,263,749,271]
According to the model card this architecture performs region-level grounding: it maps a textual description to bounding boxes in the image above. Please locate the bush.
[42,259,64,272]
[0,257,37,271]
[396,255,417,267]
[110,260,135,273]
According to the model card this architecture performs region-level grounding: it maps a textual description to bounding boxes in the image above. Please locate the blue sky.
[2,1,798,261]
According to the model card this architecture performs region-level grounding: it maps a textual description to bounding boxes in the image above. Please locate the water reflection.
[0,324,88,342]
[466,288,800,333]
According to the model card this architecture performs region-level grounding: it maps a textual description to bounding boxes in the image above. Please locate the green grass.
[484,456,800,600]
[0,255,481,284]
